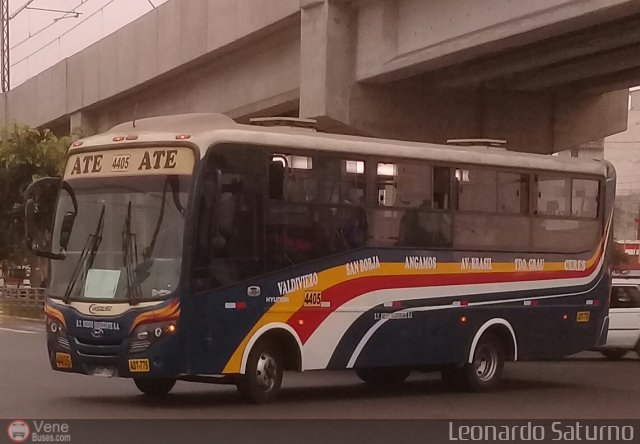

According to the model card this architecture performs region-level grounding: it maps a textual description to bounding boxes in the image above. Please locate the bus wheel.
[442,333,504,392]
[355,367,410,385]
[440,367,464,390]
[237,339,283,404]
[602,349,627,360]
[134,378,176,396]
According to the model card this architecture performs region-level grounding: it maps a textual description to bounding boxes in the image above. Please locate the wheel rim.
[473,344,498,382]
[255,351,278,392]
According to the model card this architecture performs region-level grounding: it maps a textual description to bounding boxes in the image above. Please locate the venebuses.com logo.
[5,420,71,443]
[7,420,30,443]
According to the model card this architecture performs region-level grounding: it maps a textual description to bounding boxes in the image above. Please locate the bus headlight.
[46,317,66,336]
[129,321,178,354]
[46,317,70,350]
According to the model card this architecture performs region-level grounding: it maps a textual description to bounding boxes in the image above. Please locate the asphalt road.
[1,315,639,419]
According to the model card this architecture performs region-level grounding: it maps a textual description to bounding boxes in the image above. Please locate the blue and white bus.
[25,113,615,403]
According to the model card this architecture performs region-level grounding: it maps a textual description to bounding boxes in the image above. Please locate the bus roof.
[73,113,609,176]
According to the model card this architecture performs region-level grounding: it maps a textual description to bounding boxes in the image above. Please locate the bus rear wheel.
[237,339,283,404]
[441,333,504,392]
[134,378,176,396]
[355,367,410,385]
[601,349,627,360]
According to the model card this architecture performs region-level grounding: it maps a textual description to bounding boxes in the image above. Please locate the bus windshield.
[49,175,191,302]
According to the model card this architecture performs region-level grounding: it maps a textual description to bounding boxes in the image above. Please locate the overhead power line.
[25,6,81,19]
[3,0,159,91]
[11,0,117,68]
[8,0,36,20]
[10,0,89,50]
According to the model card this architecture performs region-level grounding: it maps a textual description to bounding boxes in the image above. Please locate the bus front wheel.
[237,339,283,403]
[134,378,176,396]
[441,333,504,392]
[355,367,410,385]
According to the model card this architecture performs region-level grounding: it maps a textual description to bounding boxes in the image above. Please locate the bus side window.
[269,156,285,200]
[369,161,452,248]
[264,153,367,272]
[193,145,266,291]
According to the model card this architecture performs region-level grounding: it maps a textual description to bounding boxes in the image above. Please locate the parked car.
[599,277,640,359]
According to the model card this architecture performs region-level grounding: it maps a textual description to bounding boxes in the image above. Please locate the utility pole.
[0,0,82,95]
[0,0,9,93]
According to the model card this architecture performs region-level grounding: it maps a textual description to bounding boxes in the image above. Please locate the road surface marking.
[0,327,41,334]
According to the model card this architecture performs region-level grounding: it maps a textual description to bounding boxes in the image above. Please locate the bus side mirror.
[59,211,76,251]
[24,177,68,260]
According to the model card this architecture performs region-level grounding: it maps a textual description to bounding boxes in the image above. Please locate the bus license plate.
[576,311,590,323]
[129,359,150,373]
[91,366,116,377]
[55,352,72,369]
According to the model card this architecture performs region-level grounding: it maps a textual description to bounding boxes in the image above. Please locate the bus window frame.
[370,156,455,250]
[57,141,200,303]
[528,172,604,255]
[532,173,603,221]
[191,142,608,282]
[191,143,270,292]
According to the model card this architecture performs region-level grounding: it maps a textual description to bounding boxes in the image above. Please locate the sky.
[9,0,169,88]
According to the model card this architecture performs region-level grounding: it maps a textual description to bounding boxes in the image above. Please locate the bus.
[25,113,615,403]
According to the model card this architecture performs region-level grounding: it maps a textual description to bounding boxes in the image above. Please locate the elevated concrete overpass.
[3,0,640,154]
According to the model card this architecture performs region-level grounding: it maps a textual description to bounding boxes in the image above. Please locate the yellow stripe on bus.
[222,239,606,374]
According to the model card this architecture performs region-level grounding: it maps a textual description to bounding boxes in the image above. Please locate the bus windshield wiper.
[126,176,184,301]
[63,204,105,303]
[122,201,142,304]
[142,175,184,262]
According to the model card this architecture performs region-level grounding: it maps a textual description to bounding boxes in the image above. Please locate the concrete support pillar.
[301,0,630,154]
[347,81,484,142]
[554,90,628,152]
[299,0,356,132]
[70,111,97,139]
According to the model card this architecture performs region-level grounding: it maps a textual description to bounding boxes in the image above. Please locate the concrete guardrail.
[0,287,45,319]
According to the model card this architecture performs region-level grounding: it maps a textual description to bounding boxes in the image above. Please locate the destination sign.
[64,147,195,179]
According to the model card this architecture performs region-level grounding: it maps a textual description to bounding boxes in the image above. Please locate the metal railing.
[0,287,45,318]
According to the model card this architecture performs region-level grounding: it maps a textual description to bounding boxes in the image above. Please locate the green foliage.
[0,124,68,263]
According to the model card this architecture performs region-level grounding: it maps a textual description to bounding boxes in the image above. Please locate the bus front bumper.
[47,332,182,379]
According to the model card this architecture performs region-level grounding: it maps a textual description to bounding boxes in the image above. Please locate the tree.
[0,124,68,266]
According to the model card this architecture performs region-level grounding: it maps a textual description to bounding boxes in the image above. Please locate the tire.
[440,367,465,390]
[355,367,411,385]
[601,349,628,360]
[237,339,283,404]
[134,378,176,396]
[441,333,505,392]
